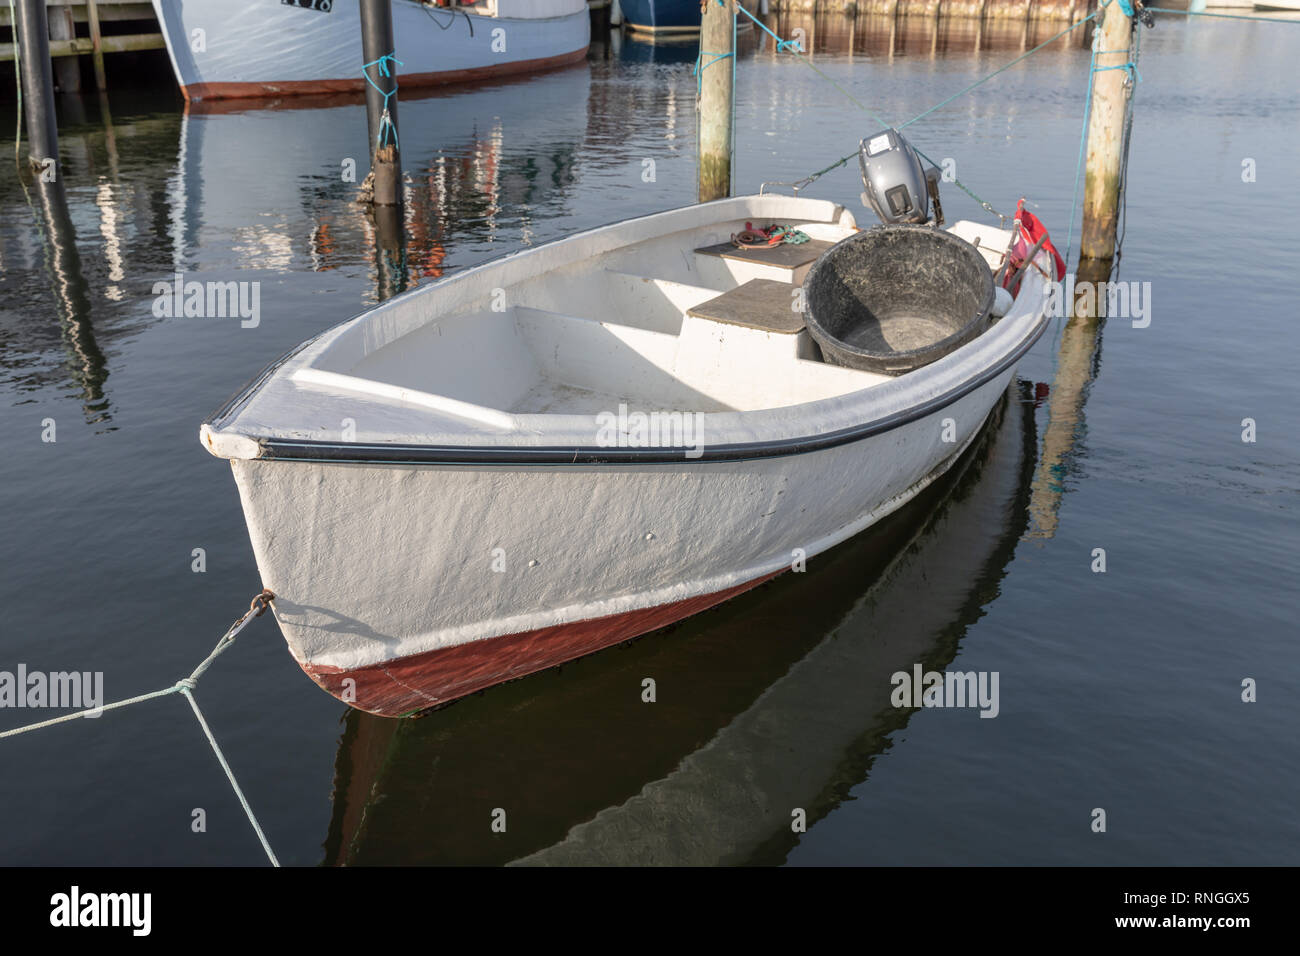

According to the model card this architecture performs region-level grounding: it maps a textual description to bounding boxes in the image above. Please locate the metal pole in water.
[14,0,60,173]
[359,0,402,206]
[698,0,735,202]
[1079,0,1133,262]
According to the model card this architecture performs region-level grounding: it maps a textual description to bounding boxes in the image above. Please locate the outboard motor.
[858,128,944,227]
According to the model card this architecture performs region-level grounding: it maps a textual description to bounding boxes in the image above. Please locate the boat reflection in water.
[176,63,594,300]
[322,381,1037,865]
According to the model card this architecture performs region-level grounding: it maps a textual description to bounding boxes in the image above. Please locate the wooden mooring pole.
[13,0,60,172]
[86,0,109,91]
[359,0,402,207]
[48,5,80,93]
[698,0,735,203]
[1080,0,1133,262]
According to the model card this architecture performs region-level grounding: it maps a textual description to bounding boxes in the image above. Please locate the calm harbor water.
[1,13,1297,866]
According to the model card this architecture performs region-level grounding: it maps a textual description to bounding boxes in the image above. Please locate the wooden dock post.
[13,0,60,172]
[48,4,80,92]
[87,0,108,90]
[698,0,735,202]
[1080,0,1133,262]
[359,0,403,206]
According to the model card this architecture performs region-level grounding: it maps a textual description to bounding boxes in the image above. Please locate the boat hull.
[228,372,1015,716]
[203,194,1050,718]
[620,0,702,33]
[304,571,783,716]
[151,0,591,100]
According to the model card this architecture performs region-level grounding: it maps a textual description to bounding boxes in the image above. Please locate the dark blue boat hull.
[620,0,702,31]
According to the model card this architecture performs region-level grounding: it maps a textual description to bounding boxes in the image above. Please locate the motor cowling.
[858,128,943,226]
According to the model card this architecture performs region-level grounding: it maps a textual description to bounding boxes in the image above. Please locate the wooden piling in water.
[1080,0,1132,262]
[0,3,166,71]
[48,4,80,92]
[86,0,108,90]
[698,0,736,202]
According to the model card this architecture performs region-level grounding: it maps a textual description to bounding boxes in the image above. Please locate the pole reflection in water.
[1025,256,1111,541]
[30,174,111,426]
[178,65,592,296]
[322,382,1037,866]
[369,203,410,302]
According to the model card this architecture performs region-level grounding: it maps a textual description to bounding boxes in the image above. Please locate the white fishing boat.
[202,133,1055,717]
[151,0,591,101]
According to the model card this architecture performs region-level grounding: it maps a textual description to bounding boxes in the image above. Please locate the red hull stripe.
[304,571,782,717]
[180,47,590,101]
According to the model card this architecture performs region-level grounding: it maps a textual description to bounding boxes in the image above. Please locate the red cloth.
[1003,198,1065,294]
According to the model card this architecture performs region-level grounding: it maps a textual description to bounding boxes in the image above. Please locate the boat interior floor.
[297,217,1010,426]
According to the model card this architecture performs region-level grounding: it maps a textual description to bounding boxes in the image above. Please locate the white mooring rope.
[0,589,281,867]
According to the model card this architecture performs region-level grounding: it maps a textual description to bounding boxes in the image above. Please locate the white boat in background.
[151,0,590,101]
[201,192,1052,717]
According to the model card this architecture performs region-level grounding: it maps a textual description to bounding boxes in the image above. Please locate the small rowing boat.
[202,166,1053,716]
[151,0,591,101]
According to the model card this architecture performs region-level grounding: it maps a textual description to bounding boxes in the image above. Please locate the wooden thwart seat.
[693,238,834,271]
[686,278,807,334]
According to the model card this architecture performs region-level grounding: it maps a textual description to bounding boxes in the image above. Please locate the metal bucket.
[802,224,995,375]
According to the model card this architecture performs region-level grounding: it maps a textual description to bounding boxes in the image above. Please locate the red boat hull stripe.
[303,571,782,716]
[181,48,589,101]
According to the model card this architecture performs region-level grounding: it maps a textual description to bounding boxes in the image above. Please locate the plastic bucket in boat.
[802,223,995,376]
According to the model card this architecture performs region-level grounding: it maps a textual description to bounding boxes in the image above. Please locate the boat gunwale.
[243,309,1045,466]
[202,196,1047,465]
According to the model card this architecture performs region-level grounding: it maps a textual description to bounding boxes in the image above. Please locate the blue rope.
[899,10,1101,129]
[1147,6,1300,24]
[1092,46,1141,83]
[737,3,802,52]
[362,52,403,149]
[694,50,734,96]
[736,2,891,127]
[732,1,1096,221]
[1064,25,1143,265]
